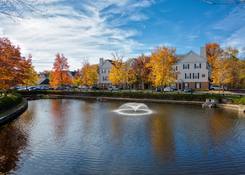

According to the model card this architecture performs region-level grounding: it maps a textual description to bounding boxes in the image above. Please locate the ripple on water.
[0,99,245,175]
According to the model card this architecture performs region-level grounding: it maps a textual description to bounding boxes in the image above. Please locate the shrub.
[17,90,245,104]
[233,97,245,105]
[0,93,23,112]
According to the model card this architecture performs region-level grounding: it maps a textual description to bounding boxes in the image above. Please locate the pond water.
[1,99,245,175]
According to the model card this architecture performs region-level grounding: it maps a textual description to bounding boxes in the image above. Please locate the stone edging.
[0,99,28,126]
[217,104,245,116]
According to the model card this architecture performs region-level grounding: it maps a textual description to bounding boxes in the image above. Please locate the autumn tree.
[131,54,151,89]
[74,60,98,87]
[148,47,177,88]
[0,37,37,91]
[108,58,126,87]
[50,53,72,88]
[125,59,137,89]
[22,55,38,86]
[205,43,221,70]
[208,45,244,89]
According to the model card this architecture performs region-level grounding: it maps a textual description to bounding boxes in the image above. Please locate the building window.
[185,73,191,79]
[202,74,205,78]
[183,64,189,69]
[103,76,108,81]
[193,73,199,79]
[101,69,106,73]
[194,63,202,69]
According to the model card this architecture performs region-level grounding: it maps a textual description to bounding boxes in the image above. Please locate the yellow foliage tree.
[108,58,126,86]
[22,55,39,86]
[211,58,231,87]
[74,61,98,87]
[148,47,177,88]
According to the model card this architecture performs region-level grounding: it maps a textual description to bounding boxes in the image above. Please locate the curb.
[0,99,28,126]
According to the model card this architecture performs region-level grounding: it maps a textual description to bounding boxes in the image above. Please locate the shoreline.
[0,99,28,126]
[23,94,245,116]
[1,94,244,126]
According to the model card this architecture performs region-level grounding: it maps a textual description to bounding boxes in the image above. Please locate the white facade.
[98,58,112,87]
[174,49,210,89]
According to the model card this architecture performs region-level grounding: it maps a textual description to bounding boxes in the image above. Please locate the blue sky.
[0,0,244,71]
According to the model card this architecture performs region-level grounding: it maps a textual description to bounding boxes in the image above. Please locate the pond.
[1,99,245,175]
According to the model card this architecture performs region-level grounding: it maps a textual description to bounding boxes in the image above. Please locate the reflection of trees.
[21,101,36,126]
[150,114,175,162]
[110,116,124,145]
[80,101,94,132]
[0,124,27,173]
[50,99,69,140]
[208,110,236,145]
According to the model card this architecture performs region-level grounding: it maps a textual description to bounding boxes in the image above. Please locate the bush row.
[17,90,245,104]
[233,97,245,105]
[0,93,23,112]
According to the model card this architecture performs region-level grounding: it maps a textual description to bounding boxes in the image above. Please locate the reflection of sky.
[2,100,245,174]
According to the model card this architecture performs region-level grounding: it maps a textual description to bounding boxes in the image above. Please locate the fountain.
[114,102,153,116]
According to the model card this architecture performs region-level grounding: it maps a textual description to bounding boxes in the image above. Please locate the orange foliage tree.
[131,54,151,89]
[0,38,37,91]
[50,53,72,88]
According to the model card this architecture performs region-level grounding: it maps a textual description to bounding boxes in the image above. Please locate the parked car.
[79,86,89,90]
[163,86,177,92]
[183,88,193,93]
[14,86,28,91]
[91,86,100,90]
[108,86,119,91]
[210,85,227,91]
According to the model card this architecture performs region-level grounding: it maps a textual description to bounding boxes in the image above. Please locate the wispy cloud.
[0,0,154,71]
[214,6,245,56]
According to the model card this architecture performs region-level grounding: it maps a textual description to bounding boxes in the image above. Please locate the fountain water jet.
[114,103,153,116]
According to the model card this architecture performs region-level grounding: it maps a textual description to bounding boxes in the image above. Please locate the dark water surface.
[1,99,245,175]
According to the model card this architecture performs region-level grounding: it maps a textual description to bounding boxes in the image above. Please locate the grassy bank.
[0,93,23,112]
[18,90,245,105]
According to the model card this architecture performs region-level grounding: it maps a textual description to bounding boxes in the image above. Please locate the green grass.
[0,93,23,112]
[233,96,245,105]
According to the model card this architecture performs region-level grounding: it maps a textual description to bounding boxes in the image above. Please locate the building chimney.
[99,58,104,65]
[200,46,206,58]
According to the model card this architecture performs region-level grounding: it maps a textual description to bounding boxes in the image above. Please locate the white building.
[174,48,210,90]
[98,58,112,87]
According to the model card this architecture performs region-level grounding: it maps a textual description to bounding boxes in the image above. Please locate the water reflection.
[0,124,27,173]
[50,99,69,140]
[149,110,175,162]
[0,100,245,175]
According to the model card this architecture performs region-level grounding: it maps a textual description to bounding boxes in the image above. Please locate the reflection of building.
[98,58,113,88]
[174,47,210,90]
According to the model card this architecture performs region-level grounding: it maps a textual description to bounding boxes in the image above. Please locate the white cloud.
[0,0,154,71]
[214,6,245,57]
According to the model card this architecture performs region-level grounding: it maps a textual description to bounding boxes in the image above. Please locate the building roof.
[177,50,207,63]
